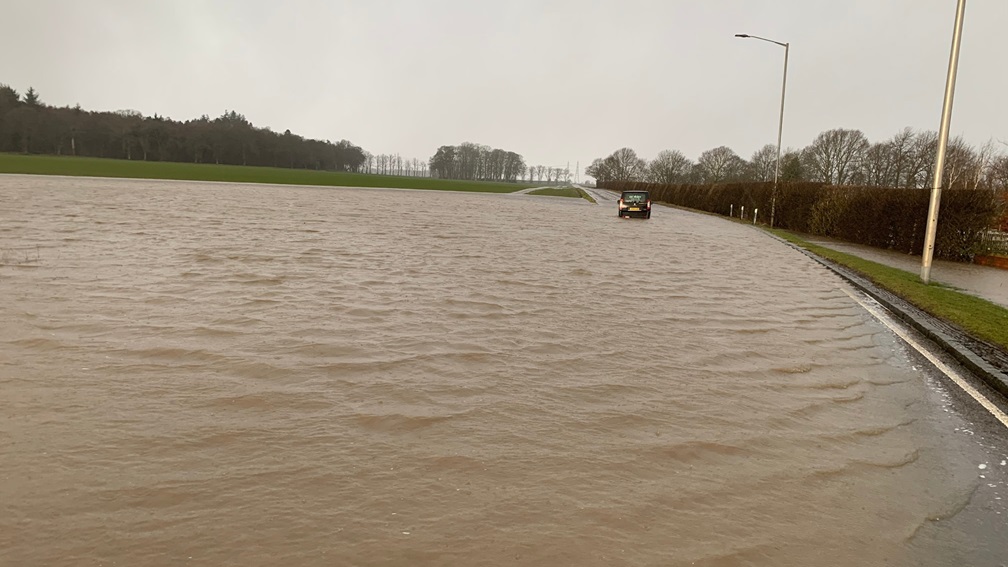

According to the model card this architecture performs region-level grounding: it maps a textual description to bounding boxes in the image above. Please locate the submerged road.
[1,174,1006,566]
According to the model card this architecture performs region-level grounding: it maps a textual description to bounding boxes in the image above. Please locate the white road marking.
[841,288,1008,430]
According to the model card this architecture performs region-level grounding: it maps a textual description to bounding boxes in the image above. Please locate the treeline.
[588,127,1008,191]
[0,83,551,183]
[0,84,368,171]
[526,164,572,184]
[429,142,527,182]
[364,154,430,177]
[426,142,570,184]
[361,150,570,183]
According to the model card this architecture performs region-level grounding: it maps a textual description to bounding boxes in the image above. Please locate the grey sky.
[4,1,1007,176]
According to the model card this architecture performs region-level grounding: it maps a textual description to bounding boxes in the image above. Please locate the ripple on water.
[0,175,996,566]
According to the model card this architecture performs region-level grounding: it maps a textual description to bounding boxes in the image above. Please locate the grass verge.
[771,228,1008,351]
[575,187,597,204]
[528,186,597,203]
[0,153,535,193]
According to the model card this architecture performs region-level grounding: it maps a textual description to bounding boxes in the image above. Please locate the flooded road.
[1,175,1006,566]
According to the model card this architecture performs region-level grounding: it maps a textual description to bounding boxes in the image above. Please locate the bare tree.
[985,153,1008,190]
[856,128,918,187]
[593,147,646,182]
[886,128,918,188]
[905,131,938,189]
[648,149,693,183]
[967,139,997,189]
[909,133,982,189]
[748,144,777,182]
[696,146,745,184]
[585,158,610,183]
[861,141,894,187]
[802,128,869,185]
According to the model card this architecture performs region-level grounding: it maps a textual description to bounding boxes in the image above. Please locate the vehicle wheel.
[646,211,651,219]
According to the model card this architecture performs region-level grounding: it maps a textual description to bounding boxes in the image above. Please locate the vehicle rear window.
[622,192,648,203]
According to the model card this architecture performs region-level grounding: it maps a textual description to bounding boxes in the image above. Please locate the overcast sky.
[4,0,1007,176]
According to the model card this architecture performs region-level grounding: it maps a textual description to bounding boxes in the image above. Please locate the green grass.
[771,228,1008,351]
[529,186,597,203]
[575,187,597,204]
[529,187,580,197]
[0,153,536,193]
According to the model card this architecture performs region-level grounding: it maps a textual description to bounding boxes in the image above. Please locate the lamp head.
[735,34,750,38]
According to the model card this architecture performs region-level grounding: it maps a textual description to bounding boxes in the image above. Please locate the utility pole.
[921,0,967,284]
[735,33,789,228]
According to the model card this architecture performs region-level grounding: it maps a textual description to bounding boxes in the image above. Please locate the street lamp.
[921,0,967,284]
[735,33,789,228]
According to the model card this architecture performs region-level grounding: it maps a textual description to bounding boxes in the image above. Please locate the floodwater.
[1,175,1005,566]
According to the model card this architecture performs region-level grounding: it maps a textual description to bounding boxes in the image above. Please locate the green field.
[772,229,1008,351]
[0,153,537,193]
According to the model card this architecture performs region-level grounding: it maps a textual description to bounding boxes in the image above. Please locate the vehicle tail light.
[646,200,651,209]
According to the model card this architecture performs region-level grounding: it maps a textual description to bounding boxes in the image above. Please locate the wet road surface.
[1,175,1006,566]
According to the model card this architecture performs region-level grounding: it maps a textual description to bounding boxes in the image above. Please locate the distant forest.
[0,84,371,172]
[0,84,562,183]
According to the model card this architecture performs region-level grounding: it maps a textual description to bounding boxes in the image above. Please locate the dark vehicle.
[617,190,651,219]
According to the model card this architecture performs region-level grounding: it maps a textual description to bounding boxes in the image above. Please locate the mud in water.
[0,175,1002,566]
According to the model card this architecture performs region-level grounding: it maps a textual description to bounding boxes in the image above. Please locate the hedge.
[601,180,1006,261]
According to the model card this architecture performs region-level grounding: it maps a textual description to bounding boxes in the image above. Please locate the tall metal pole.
[736,33,788,228]
[772,42,789,228]
[921,0,967,284]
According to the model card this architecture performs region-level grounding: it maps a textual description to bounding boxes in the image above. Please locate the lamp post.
[921,0,967,284]
[735,33,789,228]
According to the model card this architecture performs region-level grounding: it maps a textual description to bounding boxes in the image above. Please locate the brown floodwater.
[1,175,1004,566]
